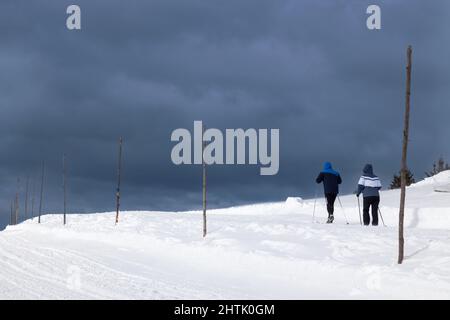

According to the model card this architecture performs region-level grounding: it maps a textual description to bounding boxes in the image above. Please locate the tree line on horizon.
[389,156,450,189]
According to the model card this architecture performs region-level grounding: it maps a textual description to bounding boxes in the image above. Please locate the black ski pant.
[363,196,380,226]
[325,193,337,217]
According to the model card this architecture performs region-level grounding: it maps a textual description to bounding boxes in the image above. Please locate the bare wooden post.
[115,137,123,224]
[202,124,207,238]
[398,45,412,264]
[63,154,67,225]
[24,175,29,220]
[15,194,19,224]
[31,178,35,220]
[15,178,20,225]
[10,200,13,225]
[38,161,45,224]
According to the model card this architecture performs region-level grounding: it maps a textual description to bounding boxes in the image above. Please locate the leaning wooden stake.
[202,125,207,238]
[398,45,412,264]
[38,161,45,224]
[115,137,123,224]
[63,154,67,225]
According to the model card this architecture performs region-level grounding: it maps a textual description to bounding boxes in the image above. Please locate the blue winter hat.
[322,162,339,176]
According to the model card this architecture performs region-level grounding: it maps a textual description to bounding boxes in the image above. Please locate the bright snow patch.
[1,172,450,299]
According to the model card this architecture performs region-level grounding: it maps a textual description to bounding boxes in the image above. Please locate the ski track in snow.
[1,172,450,299]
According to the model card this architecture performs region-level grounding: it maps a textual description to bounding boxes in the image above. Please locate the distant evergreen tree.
[425,157,450,177]
[390,169,416,189]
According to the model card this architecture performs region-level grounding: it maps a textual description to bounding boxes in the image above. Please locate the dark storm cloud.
[1,0,450,228]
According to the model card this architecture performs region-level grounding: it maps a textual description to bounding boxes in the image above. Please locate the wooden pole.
[115,137,123,224]
[202,124,207,238]
[38,161,45,224]
[63,154,67,225]
[15,194,19,225]
[10,200,13,225]
[398,45,412,264]
[15,178,20,225]
[24,175,29,221]
[31,178,35,220]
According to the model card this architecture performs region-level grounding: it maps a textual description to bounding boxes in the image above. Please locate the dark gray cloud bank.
[1,0,450,228]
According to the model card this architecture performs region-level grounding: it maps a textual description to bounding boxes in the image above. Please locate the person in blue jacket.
[316,162,342,223]
[356,164,382,226]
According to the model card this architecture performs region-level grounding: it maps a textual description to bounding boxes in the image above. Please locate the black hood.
[363,164,374,176]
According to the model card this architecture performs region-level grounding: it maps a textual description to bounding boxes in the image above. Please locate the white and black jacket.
[357,164,382,197]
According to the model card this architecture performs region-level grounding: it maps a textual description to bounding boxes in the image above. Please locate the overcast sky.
[1,0,450,229]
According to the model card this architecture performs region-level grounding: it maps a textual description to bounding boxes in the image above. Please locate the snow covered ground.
[1,172,450,299]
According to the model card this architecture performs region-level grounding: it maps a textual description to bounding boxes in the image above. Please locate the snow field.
[1,172,450,299]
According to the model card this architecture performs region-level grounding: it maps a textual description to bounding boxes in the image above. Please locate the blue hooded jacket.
[322,162,339,176]
[316,162,342,194]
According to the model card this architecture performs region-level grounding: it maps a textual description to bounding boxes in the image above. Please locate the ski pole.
[357,196,363,225]
[337,195,349,225]
[312,186,318,223]
[378,207,386,227]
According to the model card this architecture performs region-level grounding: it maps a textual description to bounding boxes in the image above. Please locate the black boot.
[326,214,334,224]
